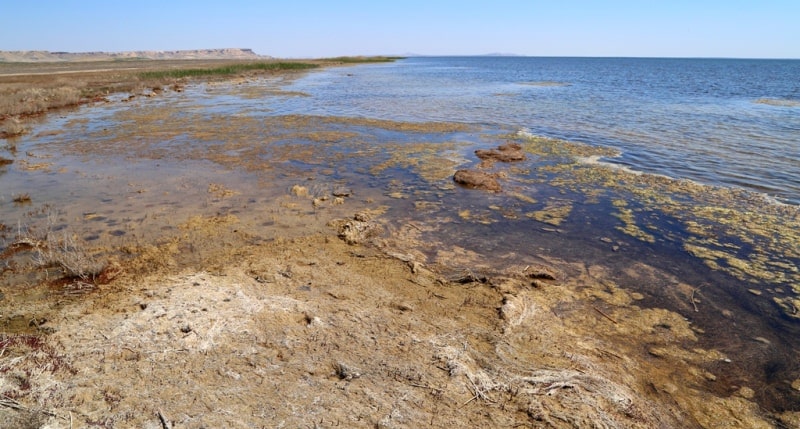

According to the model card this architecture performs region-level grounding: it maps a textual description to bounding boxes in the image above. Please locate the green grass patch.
[139,62,319,80]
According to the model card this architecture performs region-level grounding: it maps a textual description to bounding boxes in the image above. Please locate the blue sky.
[2,1,799,58]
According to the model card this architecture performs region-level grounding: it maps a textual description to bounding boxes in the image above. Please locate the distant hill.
[0,48,268,63]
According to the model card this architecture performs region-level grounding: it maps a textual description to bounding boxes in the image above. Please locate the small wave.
[579,156,666,177]
[580,157,799,208]
[753,98,800,107]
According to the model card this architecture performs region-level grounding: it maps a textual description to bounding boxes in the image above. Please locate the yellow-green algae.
[508,131,800,319]
[611,199,656,243]
[525,199,573,226]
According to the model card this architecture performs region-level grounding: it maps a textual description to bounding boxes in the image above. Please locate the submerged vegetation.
[503,131,800,319]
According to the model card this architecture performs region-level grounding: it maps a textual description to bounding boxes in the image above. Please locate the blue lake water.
[284,57,800,204]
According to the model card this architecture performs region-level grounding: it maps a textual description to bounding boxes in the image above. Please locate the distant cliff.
[0,48,268,63]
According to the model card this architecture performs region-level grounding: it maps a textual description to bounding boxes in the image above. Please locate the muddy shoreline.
[1,61,799,428]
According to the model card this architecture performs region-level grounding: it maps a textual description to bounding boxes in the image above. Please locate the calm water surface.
[284,57,800,204]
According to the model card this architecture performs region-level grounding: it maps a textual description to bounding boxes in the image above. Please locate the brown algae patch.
[754,98,800,107]
[53,103,472,181]
[370,141,468,184]
[207,183,239,198]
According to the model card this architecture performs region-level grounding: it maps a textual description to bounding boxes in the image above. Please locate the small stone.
[333,362,361,381]
[738,386,755,399]
[353,212,371,222]
[600,237,613,243]
[332,187,352,197]
[453,169,502,192]
[180,325,193,334]
[748,289,762,296]
[290,185,309,197]
[753,337,771,345]
[393,303,414,312]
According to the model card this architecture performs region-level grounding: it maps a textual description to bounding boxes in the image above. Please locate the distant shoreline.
[0,48,268,63]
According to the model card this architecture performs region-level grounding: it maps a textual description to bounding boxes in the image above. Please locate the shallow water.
[285,57,800,204]
[1,60,799,412]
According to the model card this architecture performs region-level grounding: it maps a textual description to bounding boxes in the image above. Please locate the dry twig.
[691,288,700,312]
[593,306,618,324]
[158,409,172,429]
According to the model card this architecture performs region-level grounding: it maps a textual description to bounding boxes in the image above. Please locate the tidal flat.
[1,61,799,428]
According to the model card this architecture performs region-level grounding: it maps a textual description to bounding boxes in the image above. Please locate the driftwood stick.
[593,306,618,324]
[691,288,700,312]
[158,409,172,429]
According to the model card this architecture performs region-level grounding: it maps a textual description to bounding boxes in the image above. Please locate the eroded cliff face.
[0,48,267,62]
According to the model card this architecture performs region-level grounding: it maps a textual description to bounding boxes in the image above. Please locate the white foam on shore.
[579,155,798,208]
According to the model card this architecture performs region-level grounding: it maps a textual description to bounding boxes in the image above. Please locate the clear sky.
[2,1,799,59]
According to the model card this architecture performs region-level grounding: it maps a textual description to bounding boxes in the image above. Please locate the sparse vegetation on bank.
[138,61,319,80]
[0,87,81,117]
[1,119,27,138]
[0,57,399,129]
[0,60,312,123]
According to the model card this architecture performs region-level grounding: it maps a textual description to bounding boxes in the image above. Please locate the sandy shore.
[1,60,798,428]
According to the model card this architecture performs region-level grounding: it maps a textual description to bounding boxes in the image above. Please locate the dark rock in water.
[453,169,501,192]
[475,142,526,163]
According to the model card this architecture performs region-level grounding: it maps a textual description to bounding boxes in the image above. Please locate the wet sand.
[1,62,799,428]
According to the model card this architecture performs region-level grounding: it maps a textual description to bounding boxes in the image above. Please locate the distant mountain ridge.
[0,48,268,63]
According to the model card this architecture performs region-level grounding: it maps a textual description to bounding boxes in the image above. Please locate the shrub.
[33,229,105,280]
[0,87,81,117]
[1,117,28,137]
